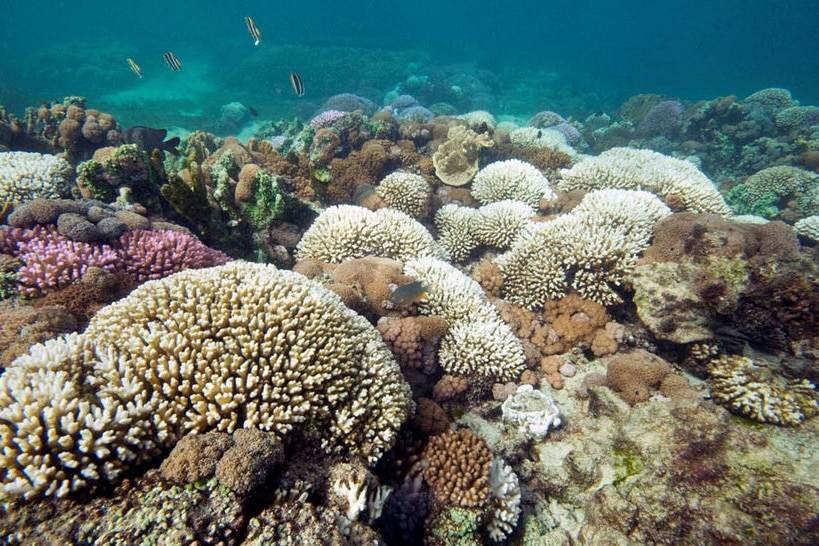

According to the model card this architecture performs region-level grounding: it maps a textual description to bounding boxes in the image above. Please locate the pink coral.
[309,109,347,129]
[115,230,231,282]
[0,226,231,295]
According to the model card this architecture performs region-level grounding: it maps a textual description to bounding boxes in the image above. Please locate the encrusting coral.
[559,147,732,216]
[708,353,819,425]
[0,261,412,500]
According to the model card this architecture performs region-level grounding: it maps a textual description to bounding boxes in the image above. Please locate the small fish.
[352,183,375,205]
[163,51,182,72]
[245,16,261,46]
[388,280,428,306]
[248,105,258,117]
[290,72,305,97]
[127,57,143,78]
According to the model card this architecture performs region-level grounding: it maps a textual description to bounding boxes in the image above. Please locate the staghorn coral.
[0,151,73,210]
[374,170,431,219]
[559,147,732,216]
[404,256,525,381]
[295,205,447,264]
[432,126,494,186]
[495,189,671,308]
[0,262,413,499]
[471,159,556,208]
[708,354,819,425]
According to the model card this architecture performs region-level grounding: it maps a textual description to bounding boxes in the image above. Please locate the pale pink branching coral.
[0,225,231,295]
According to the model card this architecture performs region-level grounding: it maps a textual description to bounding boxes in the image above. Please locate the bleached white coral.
[0,151,73,206]
[795,215,819,242]
[501,384,561,439]
[509,127,578,159]
[495,189,671,307]
[434,204,480,262]
[404,256,525,381]
[559,147,732,216]
[0,262,413,500]
[375,171,431,219]
[295,204,447,263]
[471,159,557,207]
[486,458,521,542]
[458,110,497,130]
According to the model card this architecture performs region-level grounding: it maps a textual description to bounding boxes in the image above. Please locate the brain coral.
[295,205,447,263]
[0,151,73,208]
[404,256,525,381]
[495,189,671,307]
[559,147,731,216]
[374,171,431,219]
[471,159,557,207]
[0,262,413,499]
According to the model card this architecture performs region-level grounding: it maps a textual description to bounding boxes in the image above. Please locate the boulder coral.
[0,262,413,499]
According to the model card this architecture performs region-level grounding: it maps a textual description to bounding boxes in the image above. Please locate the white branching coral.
[495,189,671,307]
[295,204,447,263]
[404,256,525,381]
[794,215,819,243]
[0,151,73,206]
[435,200,535,262]
[708,354,819,426]
[559,147,732,216]
[471,159,557,207]
[0,262,413,500]
[375,171,431,219]
[486,458,521,542]
[508,127,578,159]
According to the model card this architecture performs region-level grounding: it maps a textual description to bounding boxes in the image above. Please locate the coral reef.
[470,159,556,207]
[374,170,431,219]
[0,151,73,211]
[432,126,493,186]
[0,262,412,499]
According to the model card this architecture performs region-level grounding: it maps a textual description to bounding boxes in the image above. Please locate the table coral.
[471,159,556,207]
[708,354,819,425]
[559,147,732,216]
[295,205,447,263]
[496,189,670,308]
[0,262,413,499]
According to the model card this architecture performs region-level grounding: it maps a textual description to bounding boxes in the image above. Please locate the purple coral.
[638,100,684,137]
[115,230,231,282]
[529,110,567,128]
[551,122,583,145]
[309,109,348,129]
[0,226,231,296]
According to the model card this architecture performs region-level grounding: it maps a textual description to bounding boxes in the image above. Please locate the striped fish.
[127,57,143,78]
[163,51,182,72]
[290,72,305,97]
[245,16,261,46]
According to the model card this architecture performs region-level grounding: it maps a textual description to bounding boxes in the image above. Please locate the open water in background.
[1,0,817,125]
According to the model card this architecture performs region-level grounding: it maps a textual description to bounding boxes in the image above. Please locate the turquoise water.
[1,1,817,128]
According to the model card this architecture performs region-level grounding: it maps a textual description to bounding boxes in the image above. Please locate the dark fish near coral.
[389,280,428,305]
[245,16,261,46]
[248,105,258,117]
[122,126,181,156]
[163,51,182,72]
[127,57,143,79]
[290,72,305,97]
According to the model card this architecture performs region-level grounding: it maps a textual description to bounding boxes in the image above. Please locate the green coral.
[241,170,285,232]
[428,507,483,546]
[726,184,779,218]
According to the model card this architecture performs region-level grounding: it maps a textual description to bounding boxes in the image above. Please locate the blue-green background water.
[1,0,816,130]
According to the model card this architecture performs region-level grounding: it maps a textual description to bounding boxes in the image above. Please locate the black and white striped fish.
[290,72,304,97]
[245,16,261,46]
[163,51,182,72]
